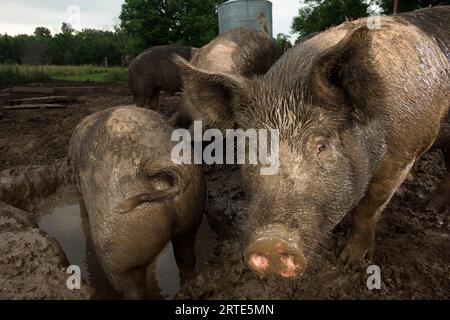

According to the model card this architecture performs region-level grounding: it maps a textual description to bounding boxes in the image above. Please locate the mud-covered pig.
[68,106,206,298]
[174,7,450,278]
[128,46,197,110]
[172,27,278,128]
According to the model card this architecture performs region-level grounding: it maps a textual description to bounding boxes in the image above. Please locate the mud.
[0,81,448,299]
[0,200,93,299]
[35,186,90,280]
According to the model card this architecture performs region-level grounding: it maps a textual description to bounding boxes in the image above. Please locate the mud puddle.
[35,186,216,299]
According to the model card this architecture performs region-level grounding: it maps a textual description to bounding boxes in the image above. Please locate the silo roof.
[218,0,273,8]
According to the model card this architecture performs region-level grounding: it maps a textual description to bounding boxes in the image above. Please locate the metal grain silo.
[218,0,273,38]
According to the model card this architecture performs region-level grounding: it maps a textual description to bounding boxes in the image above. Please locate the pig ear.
[173,54,250,131]
[309,26,380,118]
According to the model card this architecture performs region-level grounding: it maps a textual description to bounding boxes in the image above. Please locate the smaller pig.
[172,28,278,128]
[68,106,206,299]
[128,46,197,110]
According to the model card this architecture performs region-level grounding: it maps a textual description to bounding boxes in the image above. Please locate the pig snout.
[244,226,306,279]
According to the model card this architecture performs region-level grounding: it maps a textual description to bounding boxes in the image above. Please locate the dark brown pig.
[172,27,278,128]
[174,7,450,278]
[68,106,206,298]
[128,46,197,110]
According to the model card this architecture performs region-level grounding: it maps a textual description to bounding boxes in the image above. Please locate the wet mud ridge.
[0,200,93,299]
[0,83,449,299]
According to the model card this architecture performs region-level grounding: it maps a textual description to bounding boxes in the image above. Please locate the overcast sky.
[0,0,304,39]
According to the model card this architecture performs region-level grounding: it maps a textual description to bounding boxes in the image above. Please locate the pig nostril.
[280,253,297,269]
[249,253,269,272]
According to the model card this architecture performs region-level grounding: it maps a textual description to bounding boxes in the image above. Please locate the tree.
[72,29,127,65]
[31,27,53,64]
[0,34,34,64]
[376,0,450,14]
[34,27,52,39]
[61,23,75,35]
[0,25,128,66]
[21,40,51,65]
[120,0,222,56]
[275,33,293,56]
[291,0,369,39]
[0,34,16,63]
[50,23,77,64]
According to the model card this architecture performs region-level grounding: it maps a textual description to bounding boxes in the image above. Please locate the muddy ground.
[0,81,449,299]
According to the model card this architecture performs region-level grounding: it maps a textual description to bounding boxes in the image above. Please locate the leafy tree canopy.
[120,0,223,55]
[34,27,51,39]
[292,0,369,39]
[0,23,127,65]
[275,33,293,56]
[61,22,75,36]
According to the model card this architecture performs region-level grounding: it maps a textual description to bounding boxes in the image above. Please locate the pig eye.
[316,143,326,154]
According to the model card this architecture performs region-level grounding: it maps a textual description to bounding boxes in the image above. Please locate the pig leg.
[134,96,148,108]
[339,159,415,266]
[79,197,117,297]
[79,196,148,299]
[172,230,198,279]
[427,149,450,212]
[148,87,160,111]
[110,267,148,300]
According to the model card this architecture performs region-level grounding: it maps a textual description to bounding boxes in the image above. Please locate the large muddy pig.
[174,7,450,278]
[172,27,278,128]
[68,106,206,298]
[128,46,197,110]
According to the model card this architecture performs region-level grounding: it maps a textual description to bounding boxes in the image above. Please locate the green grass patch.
[0,64,50,87]
[104,68,128,83]
[0,64,127,86]
[51,72,109,82]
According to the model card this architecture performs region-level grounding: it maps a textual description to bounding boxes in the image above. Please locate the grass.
[51,72,109,82]
[0,64,127,86]
[0,64,51,87]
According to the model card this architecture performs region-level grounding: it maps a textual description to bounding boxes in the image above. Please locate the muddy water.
[35,186,216,299]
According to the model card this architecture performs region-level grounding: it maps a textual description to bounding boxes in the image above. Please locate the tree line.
[0,23,127,66]
[0,0,447,66]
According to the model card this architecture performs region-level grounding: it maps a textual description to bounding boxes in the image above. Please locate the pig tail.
[118,161,192,214]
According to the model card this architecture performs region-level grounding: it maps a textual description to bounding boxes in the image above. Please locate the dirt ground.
[0,81,449,299]
[0,200,93,299]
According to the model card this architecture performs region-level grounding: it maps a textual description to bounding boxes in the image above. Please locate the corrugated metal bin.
[218,0,273,37]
